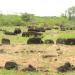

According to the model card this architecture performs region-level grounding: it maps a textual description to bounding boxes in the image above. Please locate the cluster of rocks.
[4,61,36,72]
[4,28,21,35]
[56,38,75,45]
[57,62,75,72]
[3,61,50,73]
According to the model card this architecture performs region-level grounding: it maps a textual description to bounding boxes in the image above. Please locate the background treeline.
[0,6,75,27]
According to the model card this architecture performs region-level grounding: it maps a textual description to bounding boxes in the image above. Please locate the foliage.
[64,6,75,20]
[0,6,75,27]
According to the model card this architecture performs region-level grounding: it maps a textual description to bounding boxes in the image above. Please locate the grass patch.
[0,69,44,75]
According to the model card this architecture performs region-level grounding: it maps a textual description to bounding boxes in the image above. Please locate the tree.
[65,6,75,20]
[21,13,35,22]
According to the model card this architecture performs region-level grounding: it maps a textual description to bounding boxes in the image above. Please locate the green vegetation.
[0,69,75,75]
[0,6,75,27]
[0,6,75,75]
[0,14,70,26]
[57,71,75,75]
[0,26,74,44]
[0,69,44,75]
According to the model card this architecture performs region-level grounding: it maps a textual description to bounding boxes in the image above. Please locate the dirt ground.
[0,44,75,74]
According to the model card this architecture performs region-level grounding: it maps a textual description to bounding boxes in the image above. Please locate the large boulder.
[56,38,75,45]
[2,38,10,45]
[65,39,75,45]
[5,61,18,70]
[14,28,21,34]
[27,38,43,44]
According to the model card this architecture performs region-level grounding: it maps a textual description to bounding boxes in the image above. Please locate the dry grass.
[0,44,75,75]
